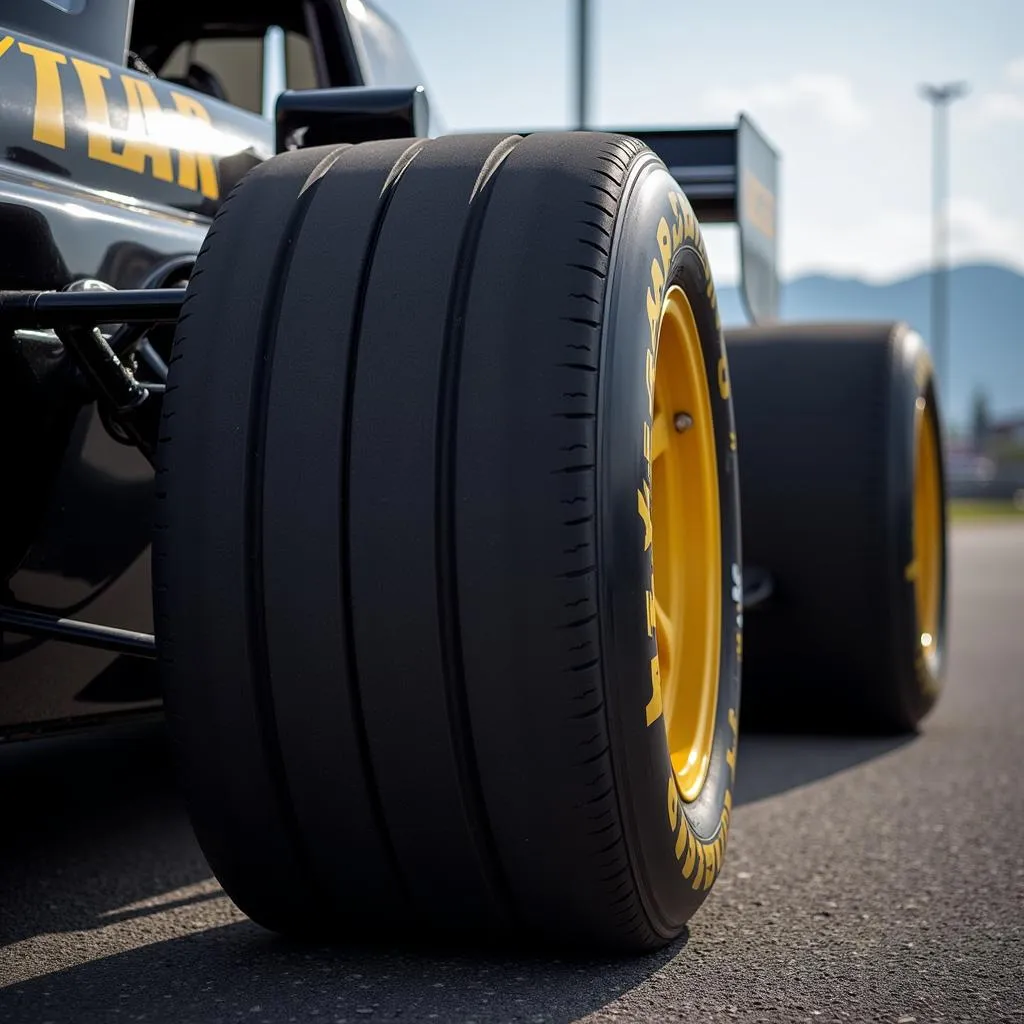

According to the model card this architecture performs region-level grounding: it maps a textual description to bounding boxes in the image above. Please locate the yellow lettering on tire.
[637,484,653,551]
[718,356,731,400]
[657,216,673,279]
[645,655,663,726]
[667,777,679,832]
[674,817,689,860]
[638,184,740,892]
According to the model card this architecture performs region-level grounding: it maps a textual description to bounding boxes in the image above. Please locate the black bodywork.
[0,0,362,736]
[0,0,778,737]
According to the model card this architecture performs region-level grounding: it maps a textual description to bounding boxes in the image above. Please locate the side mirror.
[274,86,429,153]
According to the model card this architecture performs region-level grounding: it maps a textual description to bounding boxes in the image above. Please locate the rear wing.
[623,115,779,325]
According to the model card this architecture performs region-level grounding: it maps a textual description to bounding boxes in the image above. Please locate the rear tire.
[727,322,947,733]
[155,133,741,950]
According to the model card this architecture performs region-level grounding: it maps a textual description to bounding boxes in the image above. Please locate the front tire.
[155,132,740,950]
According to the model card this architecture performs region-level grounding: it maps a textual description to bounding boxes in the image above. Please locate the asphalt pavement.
[0,523,1022,1023]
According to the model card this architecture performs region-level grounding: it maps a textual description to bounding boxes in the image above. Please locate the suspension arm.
[0,288,185,328]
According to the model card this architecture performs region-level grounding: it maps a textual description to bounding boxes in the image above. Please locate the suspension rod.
[0,606,157,659]
[0,288,185,329]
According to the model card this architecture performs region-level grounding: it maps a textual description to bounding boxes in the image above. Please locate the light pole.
[575,0,590,129]
[919,81,968,412]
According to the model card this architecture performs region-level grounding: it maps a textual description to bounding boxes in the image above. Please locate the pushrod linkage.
[0,606,157,659]
[0,288,185,329]
[0,288,184,463]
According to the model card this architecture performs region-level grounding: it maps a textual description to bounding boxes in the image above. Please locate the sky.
[371,0,1023,287]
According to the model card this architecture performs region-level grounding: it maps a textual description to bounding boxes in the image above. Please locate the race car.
[0,0,946,950]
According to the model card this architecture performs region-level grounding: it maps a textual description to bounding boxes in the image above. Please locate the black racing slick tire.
[154,133,741,950]
[727,322,947,733]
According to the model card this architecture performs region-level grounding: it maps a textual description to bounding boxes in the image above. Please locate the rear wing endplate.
[623,115,779,325]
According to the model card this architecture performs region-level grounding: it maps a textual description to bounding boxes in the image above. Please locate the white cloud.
[1005,56,1024,83]
[977,91,1024,123]
[784,208,930,283]
[976,56,1024,122]
[947,197,1024,262]
[701,73,869,132]
[780,197,1024,284]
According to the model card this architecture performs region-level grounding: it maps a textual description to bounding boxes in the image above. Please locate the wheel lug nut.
[674,412,693,432]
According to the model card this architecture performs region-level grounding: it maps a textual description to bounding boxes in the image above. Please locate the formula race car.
[0,0,947,950]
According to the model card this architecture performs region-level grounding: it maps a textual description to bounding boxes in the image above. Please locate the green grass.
[948,499,1024,523]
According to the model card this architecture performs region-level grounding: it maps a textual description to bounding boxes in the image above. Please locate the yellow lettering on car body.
[72,59,176,180]
[6,36,221,200]
[169,91,221,199]
[18,42,67,148]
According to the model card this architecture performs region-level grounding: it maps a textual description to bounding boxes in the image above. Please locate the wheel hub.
[650,285,722,803]
[913,396,942,671]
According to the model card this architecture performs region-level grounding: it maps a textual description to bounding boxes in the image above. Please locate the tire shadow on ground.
[0,719,211,948]
[733,732,915,806]
[0,720,683,1023]
[0,720,914,1023]
[0,921,686,1024]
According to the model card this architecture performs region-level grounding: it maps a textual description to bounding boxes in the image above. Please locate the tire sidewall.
[888,329,947,722]
[597,157,742,936]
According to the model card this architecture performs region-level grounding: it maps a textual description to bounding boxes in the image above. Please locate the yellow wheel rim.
[913,397,942,670]
[650,286,722,804]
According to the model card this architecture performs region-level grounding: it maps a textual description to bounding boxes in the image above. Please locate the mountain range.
[717,263,1024,432]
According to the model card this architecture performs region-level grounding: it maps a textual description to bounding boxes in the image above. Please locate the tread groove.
[435,135,524,925]
[339,139,431,902]
[244,155,344,909]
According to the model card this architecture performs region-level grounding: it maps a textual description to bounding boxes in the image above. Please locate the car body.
[0,0,441,737]
[0,0,781,739]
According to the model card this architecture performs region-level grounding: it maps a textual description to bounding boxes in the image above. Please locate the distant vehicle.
[0,0,947,950]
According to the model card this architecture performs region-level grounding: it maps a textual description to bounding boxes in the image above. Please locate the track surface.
[1,524,1021,1023]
